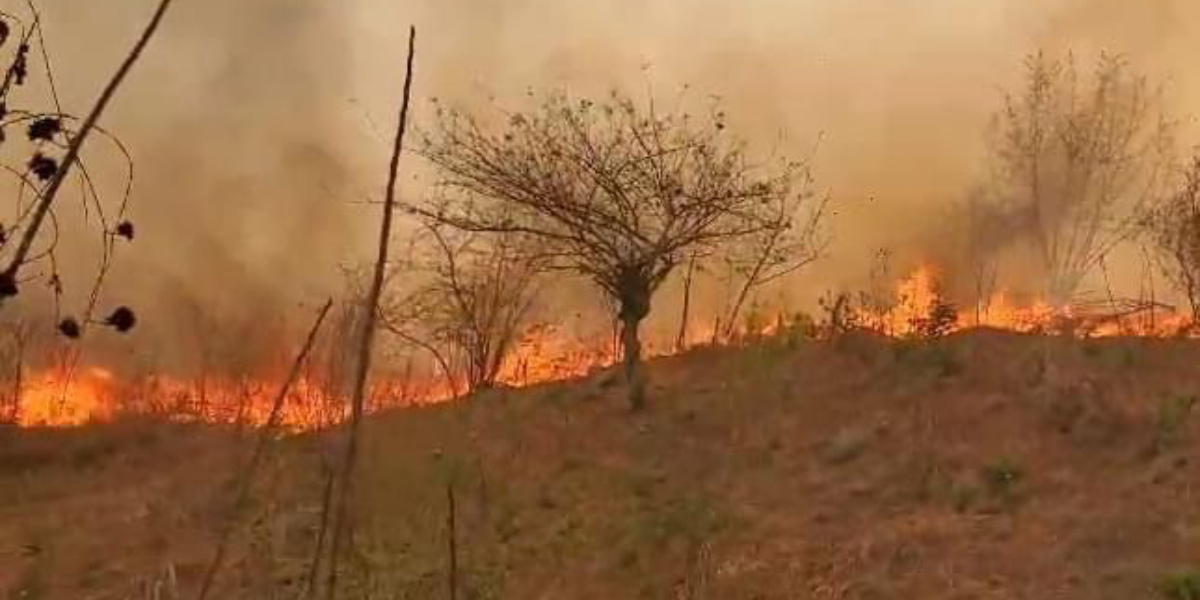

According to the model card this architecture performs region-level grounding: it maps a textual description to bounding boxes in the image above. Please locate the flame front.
[8,264,1195,429]
[16,367,116,427]
[854,264,1192,338]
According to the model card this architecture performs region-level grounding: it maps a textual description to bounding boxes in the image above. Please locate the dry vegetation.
[972,52,1177,304]
[381,224,544,397]
[1144,154,1200,321]
[4,331,1200,599]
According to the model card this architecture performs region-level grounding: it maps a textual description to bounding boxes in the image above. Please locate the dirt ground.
[3,329,1199,599]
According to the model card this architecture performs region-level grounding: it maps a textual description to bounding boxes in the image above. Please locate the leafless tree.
[1143,152,1200,321]
[416,90,824,409]
[983,51,1176,302]
[381,224,543,395]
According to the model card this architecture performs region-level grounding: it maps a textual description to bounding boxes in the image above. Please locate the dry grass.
[3,331,1200,599]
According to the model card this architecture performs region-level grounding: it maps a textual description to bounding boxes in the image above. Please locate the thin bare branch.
[0,0,177,301]
[325,25,417,600]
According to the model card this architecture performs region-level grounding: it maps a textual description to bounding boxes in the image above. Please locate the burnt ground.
[2,329,1200,599]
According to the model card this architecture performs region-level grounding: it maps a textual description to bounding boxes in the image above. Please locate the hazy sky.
[19,0,1200,365]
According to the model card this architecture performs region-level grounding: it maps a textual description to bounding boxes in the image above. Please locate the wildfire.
[16,367,117,427]
[6,264,1194,430]
[852,264,1192,338]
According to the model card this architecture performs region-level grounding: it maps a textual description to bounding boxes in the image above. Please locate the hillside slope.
[3,330,1200,599]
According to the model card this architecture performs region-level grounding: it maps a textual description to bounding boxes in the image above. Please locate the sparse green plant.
[818,426,870,465]
[951,482,981,513]
[982,457,1024,507]
[1156,394,1198,449]
[631,494,726,549]
[894,341,963,379]
[1156,568,1200,600]
[1085,341,1137,370]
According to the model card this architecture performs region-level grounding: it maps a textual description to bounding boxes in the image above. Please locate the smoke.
[24,0,367,372]
[350,0,1198,294]
[18,0,1200,369]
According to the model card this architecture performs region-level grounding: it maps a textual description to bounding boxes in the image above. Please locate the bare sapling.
[980,51,1176,303]
[381,223,543,394]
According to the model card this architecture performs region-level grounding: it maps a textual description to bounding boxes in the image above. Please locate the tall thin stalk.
[324,26,417,599]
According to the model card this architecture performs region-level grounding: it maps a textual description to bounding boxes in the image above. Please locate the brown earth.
[2,329,1199,599]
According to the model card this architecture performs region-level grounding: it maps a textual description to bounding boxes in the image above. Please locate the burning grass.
[5,263,1198,430]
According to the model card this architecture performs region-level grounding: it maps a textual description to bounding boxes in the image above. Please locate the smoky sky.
[20,0,1200,368]
[351,0,1199,290]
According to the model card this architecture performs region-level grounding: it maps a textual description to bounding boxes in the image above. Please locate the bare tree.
[984,51,1176,302]
[381,224,543,395]
[416,90,823,409]
[1143,152,1200,322]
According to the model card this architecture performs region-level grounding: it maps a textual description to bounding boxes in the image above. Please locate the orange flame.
[16,367,116,427]
[853,264,1193,338]
[8,264,1194,429]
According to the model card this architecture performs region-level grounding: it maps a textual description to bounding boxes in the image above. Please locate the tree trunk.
[621,314,646,411]
[616,271,652,411]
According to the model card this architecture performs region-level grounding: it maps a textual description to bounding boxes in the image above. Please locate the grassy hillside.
[4,330,1200,599]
